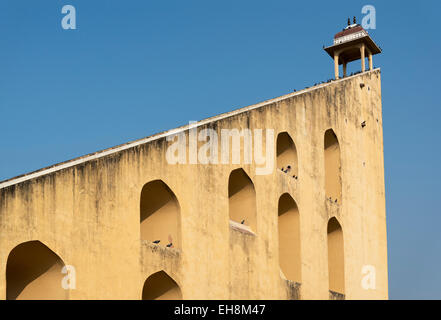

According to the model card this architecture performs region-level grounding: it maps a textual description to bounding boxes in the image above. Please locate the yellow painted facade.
[0,69,388,300]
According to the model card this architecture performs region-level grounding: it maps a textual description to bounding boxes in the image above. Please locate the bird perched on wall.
[335,199,338,203]
[152,240,160,244]
[241,219,245,225]
[166,235,174,248]
[361,121,366,128]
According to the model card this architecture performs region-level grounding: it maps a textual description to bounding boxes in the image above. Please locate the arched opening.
[324,129,342,202]
[140,180,181,248]
[142,271,182,300]
[327,217,345,295]
[228,168,257,231]
[276,132,298,177]
[278,193,301,283]
[6,240,68,300]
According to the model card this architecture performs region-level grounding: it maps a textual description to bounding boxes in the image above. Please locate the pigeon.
[335,199,338,203]
[166,235,174,248]
[361,121,366,128]
[241,219,245,225]
[152,240,160,244]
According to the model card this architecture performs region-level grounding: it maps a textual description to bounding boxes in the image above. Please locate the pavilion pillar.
[334,52,339,79]
[368,49,373,70]
[360,43,366,72]
[343,59,347,77]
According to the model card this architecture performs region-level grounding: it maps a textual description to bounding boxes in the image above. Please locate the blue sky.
[0,1,440,299]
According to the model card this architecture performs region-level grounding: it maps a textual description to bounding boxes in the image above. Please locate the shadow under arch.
[142,270,182,300]
[6,240,68,300]
[140,179,181,248]
[278,193,301,283]
[324,129,342,203]
[228,168,257,231]
[327,217,345,295]
[276,132,298,176]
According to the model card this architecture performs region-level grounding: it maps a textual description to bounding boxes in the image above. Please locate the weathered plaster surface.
[0,70,387,299]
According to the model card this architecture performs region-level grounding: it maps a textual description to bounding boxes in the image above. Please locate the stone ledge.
[329,290,345,300]
[141,241,181,258]
[229,220,255,236]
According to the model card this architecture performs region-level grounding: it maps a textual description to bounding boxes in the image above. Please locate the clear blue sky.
[0,1,440,299]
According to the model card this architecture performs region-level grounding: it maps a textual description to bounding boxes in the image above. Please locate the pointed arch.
[228,168,257,231]
[276,132,298,176]
[140,180,181,249]
[324,129,342,202]
[6,240,68,300]
[327,217,345,295]
[278,193,301,282]
[142,271,182,300]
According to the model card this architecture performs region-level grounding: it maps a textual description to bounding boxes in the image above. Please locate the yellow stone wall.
[0,69,388,299]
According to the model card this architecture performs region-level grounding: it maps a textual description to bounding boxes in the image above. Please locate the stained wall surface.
[0,70,387,299]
